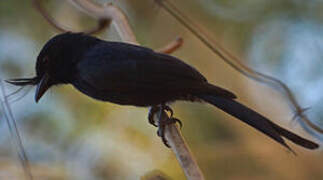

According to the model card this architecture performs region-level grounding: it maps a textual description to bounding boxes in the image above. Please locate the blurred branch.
[157,111,205,180]
[156,37,183,54]
[0,80,33,180]
[30,0,203,179]
[68,0,138,44]
[156,0,323,134]
[33,0,184,52]
[32,0,110,34]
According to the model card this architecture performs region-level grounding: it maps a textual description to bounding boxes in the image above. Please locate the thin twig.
[33,0,184,52]
[156,0,323,134]
[65,1,205,179]
[0,80,33,180]
[68,0,138,44]
[156,37,184,54]
[32,0,110,34]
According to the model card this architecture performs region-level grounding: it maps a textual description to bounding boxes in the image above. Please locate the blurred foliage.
[0,0,322,179]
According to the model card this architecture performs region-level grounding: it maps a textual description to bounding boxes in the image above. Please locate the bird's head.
[6,32,101,102]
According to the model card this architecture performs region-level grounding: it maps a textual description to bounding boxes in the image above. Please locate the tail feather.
[271,123,318,149]
[198,95,319,151]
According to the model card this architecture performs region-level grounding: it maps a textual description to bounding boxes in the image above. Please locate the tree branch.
[156,37,184,54]
[157,111,205,180]
[32,0,110,34]
[68,0,138,44]
[33,0,184,53]
[0,81,33,180]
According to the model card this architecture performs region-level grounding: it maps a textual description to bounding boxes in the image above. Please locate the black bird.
[7,32,319,152]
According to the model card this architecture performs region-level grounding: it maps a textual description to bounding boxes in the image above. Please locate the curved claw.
[171,117,183,129]
[157,127,170,148]
[162,136,171,148]
[148,106,159,127]
[150,120,158,127]
[157,116,183,148]
[148,104,183,148]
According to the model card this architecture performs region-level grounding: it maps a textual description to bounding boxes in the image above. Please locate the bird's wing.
[77,42,203,89]
[76,42,235,98]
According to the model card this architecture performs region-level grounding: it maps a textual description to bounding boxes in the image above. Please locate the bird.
[6,32,319,152]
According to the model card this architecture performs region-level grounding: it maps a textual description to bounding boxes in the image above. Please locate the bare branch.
[156,37,184,54]
[68,0,138,44]
[157,110,205,180]
[32,0,110,34]
[0,80,33,180]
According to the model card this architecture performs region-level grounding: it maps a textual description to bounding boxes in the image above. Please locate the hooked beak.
[35,73,51,103]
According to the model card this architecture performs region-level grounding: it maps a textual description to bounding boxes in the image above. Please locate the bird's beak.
[5,77,38,86]
[35,73,51,103]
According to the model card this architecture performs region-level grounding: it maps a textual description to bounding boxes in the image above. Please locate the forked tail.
[198,95,319,152]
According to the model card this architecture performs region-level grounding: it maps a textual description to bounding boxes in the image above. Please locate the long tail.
[198,95,319,152]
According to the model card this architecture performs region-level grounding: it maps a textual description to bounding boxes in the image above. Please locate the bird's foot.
[148,105,182,147]
[157,116,182,147]
[148,106,159,127]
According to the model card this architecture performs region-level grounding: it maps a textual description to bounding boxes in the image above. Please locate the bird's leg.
[148,104,183,147]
